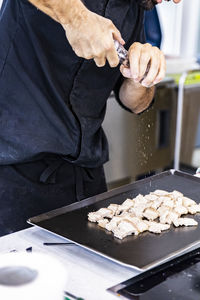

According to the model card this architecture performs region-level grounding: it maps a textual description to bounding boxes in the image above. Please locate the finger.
[141,54,160,87]
[94,56,106,67]
[137,44,152,81]
[153,53,166,84]
[129,43,142,80]
[112,27,125,45]
[106,44,120,68]
[120,65,132,78]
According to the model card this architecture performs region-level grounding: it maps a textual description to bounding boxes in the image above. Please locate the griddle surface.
[28,171,200,270]
[108,247,200,300]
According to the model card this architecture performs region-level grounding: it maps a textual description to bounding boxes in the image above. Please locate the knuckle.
[144,43,152,49]
[152,46,159,51]
[105,42,113,51]
[130,42,140,51]
[134,42,141,47]
[107,19,113,27]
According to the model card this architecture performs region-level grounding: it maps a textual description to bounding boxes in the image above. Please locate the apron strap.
[39,160,64,184]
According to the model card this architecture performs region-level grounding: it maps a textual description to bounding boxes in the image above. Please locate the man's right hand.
[62,9,124,68]
[28,0,123,67]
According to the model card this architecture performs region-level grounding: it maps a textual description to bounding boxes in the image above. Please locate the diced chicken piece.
[175,197,183,207]
[105,216,123,231]
[107,204,121,215]
[158,206,170,215]
[88,212,102,222]
[145,194,158,201]
[143,208,159,221]
[159,209,170,224]
[174,205,188,215]
[129,204,146,218]
[173,218,198,227]
[151,190,170,196]
[118,199,134,213]
[97,208,114,218]
[182,197,196,207]
[88,208,113,222]
[113,220,138,239]
[164,211,179,225]
[171,190,183,199]
[145,221,170,234]
[123,216,149,233]
[150,198,163,210]
[162,197,174,209]
[188,204,200,214]
[97,219,109,228]
[134,194,148,206]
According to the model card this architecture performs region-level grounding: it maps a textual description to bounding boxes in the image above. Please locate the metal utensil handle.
[114,40,129,67]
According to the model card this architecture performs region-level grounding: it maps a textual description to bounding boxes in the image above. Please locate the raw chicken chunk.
[123,215,149,233]
[145,221,170,234]
[151,190,170,196]
[174,205,188,215]
[143,208,159,221]
[88,208,113,222]
[171,190,183,199]
[182,197,196,207]
[105,216,123,231]
[113,221,138,239]
[173,218,198,227]
[107,204,121,215]
[188,204,200,214]
[97,219,109,228]
[118,199,134,213]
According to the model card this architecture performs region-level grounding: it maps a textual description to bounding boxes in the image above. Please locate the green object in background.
[64,290,84,300]
[167,71,200,85]
[65,297,84,300]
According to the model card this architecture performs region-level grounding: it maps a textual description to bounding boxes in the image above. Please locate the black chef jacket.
[0,0,145,167]
[0,0,145,235]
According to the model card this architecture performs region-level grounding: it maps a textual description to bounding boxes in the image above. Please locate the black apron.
[0,157,107,236]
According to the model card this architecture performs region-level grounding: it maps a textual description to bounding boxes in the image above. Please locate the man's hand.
[28,0,124,68]
[118,43,166,114]
[120,42,166,87]
[62,9,124,68]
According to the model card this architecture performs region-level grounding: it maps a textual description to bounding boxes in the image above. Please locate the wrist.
[58,0,89,25]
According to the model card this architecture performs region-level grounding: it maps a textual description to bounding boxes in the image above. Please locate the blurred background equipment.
[104,0,200,189]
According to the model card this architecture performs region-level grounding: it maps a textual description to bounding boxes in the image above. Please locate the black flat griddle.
[108,247,200,300]
[28,170,200,271]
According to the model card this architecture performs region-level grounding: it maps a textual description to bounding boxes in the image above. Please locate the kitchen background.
[103,0,200,189]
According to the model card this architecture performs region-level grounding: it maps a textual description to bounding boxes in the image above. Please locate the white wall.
[157,1,183,56]
[157,0,200,58]
[0,0,3,9]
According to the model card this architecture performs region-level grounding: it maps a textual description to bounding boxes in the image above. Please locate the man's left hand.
[120,42,166,87]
